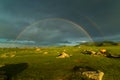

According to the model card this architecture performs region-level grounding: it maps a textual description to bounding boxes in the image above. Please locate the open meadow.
[0,45,120,80]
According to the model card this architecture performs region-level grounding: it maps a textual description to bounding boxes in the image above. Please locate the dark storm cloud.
[0,0,120,44]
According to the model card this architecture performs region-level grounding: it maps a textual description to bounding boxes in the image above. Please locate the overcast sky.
[0,0,120,46]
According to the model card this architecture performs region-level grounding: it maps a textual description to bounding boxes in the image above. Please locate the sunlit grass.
[0,46,120,80]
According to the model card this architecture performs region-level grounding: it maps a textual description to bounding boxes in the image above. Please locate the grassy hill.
[0,45,120,80]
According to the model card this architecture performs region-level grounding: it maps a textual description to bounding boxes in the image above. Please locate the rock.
[107,54,120,58]
[82,50,92,55]
[10,54,15,58]
[81,49,111,57]
[43,52,48,54]
[0,54,8,58]
[91,51,97,55]
[99,49,107,54]
[81,50,96,55]
[63,49,66,52]
[82,70,104,80]
[56,52,70,58]
[72,66,104,80]
[35,48,41,52]
[96,52,107,57]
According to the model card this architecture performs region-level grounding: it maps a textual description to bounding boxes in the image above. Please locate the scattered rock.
[9,53,16,58]
[56,52,70,58]
[82,70,104,80]
[81,49,120,59]
[35,48,41,52]
[107,54,120,58]
[0,54,8,58]
[43,52,48,54]
[63,49,66,52]
[72,66,104,80]
[81,49,111,57]
[0,53,16,58]
[91,51,97,55]
[99,49,107,54]
[81,50,97,55]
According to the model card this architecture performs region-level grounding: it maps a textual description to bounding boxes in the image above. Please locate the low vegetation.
[0,44,120,80]
[79,41,120,46]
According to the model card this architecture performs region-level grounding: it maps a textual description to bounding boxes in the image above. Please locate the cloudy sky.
[0,0,120,46]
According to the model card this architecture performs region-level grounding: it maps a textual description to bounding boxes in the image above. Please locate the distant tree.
[102,41,118,46]
[95,42,103,46]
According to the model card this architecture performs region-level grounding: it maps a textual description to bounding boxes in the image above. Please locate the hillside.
[0,45,120,80]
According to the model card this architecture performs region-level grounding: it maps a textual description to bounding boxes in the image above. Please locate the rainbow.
[16,18,94,42]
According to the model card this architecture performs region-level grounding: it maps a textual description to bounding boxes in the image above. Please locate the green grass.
[0,46,120,80]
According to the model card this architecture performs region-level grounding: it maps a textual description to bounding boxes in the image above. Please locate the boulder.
[81,50,96,55]
[35,48,41,52]
[0,54,8,58]
[10,53,15,58]
[43,52,48,54]
[56,52,70,58]
[82,50,92,55]
[82,70,104,80]
[72,66,104,80]
[99,49,107,54]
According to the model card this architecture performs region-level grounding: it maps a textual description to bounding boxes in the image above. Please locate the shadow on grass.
[69,66,97,80]
[72,66,96,72]
[0,63,28,80]
[107,54,120,59]
[64,66,96,80]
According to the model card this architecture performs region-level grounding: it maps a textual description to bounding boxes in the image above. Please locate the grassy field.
[0,45,120,80]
